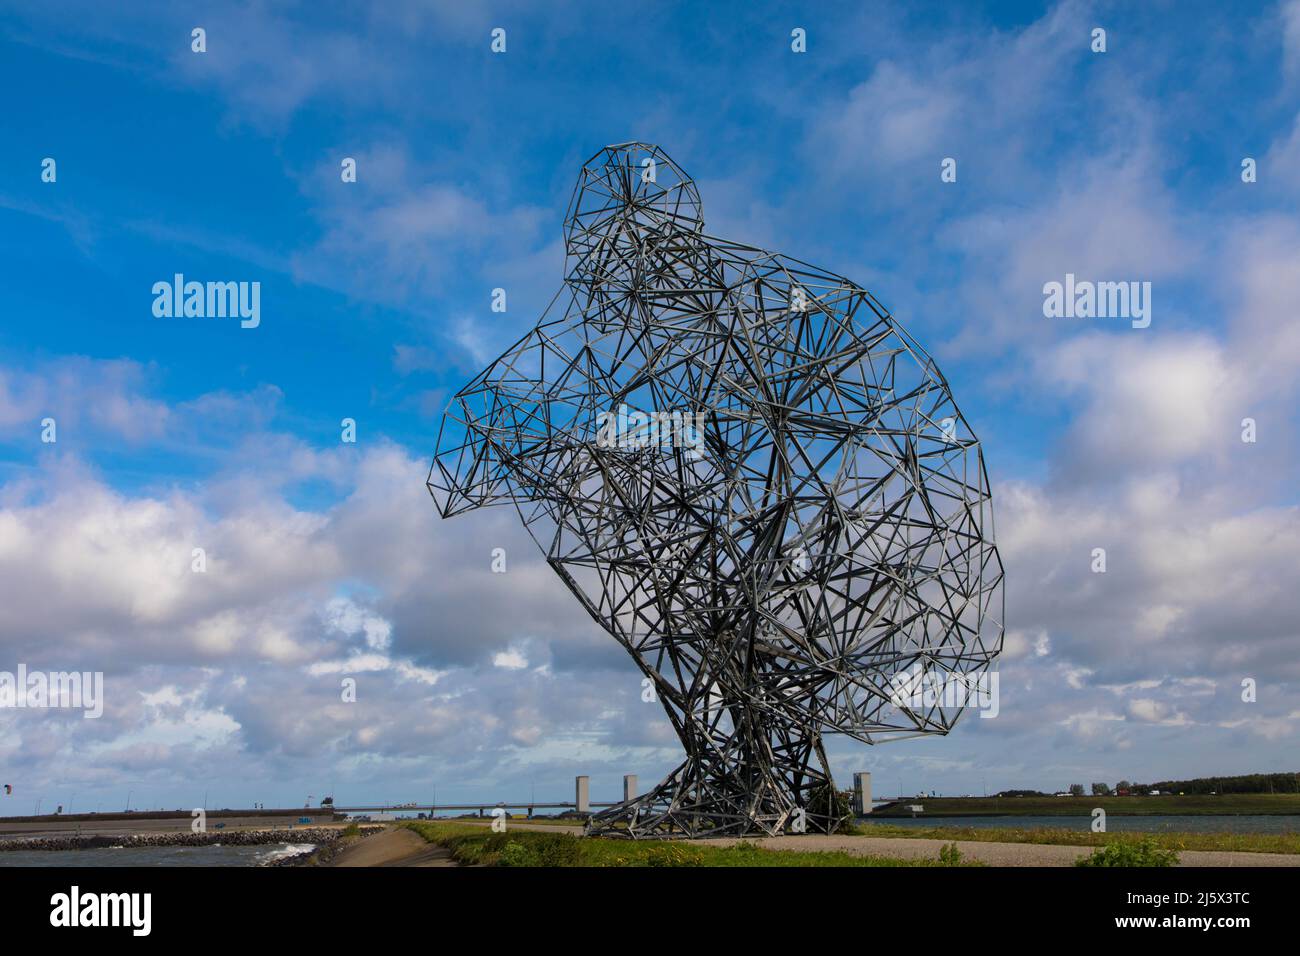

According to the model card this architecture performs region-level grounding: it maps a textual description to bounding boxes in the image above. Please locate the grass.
[1075,839,1180,867]
[852,821,1300,855]
[449,815,586,827]
[400,821,981,867]
[871,793,1300,817]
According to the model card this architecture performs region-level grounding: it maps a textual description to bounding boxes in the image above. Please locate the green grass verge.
[400,821,981,867]
[1075,839,1180,867]
[452,816,585,827]
[852,821,1300,854]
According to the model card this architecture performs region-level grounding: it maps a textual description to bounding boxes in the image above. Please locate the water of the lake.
[0,843,315,867]
[862,815,1300,834]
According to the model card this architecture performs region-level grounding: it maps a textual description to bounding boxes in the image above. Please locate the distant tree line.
[1147,772,1300,795]
[996,773,1300,798]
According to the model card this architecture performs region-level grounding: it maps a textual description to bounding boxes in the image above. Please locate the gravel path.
[327,827,457,867]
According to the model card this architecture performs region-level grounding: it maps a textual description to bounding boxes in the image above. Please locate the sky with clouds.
[1,0,1299,813]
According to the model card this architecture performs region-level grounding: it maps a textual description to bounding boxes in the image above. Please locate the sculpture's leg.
[584,702,848,839]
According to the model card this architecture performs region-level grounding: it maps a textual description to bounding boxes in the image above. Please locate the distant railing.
[333,802,616,815]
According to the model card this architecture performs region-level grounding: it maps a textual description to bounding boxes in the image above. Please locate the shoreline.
[0,827,355,854]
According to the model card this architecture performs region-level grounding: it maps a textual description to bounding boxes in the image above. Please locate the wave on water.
[2,839,324,867]
[257,843,316,864]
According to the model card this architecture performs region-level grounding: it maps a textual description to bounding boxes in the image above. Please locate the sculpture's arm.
[427,292,587,518]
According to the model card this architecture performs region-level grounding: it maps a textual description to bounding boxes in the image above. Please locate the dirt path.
[327,827,457,867]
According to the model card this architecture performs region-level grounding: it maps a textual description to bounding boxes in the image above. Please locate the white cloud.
[1041,332,1235,475]
[941,152,1199,355]
[1126,698,1191,726]
[493,648,529,670]
[818,62,960,172]
[0,358,170,441]
[288,144,549,314]
[1003,628,1051,660]
[1283,0,1300,80]
[324,597,393,652]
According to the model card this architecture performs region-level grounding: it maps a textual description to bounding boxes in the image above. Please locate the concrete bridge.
[1,772,885,835]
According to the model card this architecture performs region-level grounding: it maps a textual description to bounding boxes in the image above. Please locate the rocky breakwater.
[0,827,347,853]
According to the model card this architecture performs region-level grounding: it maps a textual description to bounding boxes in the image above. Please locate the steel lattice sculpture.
[429,143,1003,838]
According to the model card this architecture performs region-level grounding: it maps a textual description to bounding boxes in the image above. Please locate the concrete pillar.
[575,775,590,813]
[853,772,872,815]
[623,774,637,801]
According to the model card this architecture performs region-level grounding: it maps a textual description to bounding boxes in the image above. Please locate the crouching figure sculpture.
[429,143,1004,838]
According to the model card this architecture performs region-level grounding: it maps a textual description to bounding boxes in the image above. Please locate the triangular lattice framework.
[429,143,1004,838]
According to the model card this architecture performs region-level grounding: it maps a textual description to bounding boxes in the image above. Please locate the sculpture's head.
[562,142,704,271]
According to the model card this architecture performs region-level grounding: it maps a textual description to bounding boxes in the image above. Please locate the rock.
[0,826,382,853]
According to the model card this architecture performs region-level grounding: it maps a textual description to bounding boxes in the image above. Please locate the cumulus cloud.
[817,61,962,173]
[492,648,529,670]
[1283,0,1300,80]
[808,0,1086,189]
[939,150,1200,355]
[0,357,928,798]
[0,358,170,442]
[0,377,672,807]
[1039,332,1237,480]
[284,140,552,307]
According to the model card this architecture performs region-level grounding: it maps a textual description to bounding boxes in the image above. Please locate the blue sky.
[2,0,1299,813]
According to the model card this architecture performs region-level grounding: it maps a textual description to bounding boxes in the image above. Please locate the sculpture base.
[584,756,849,840]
